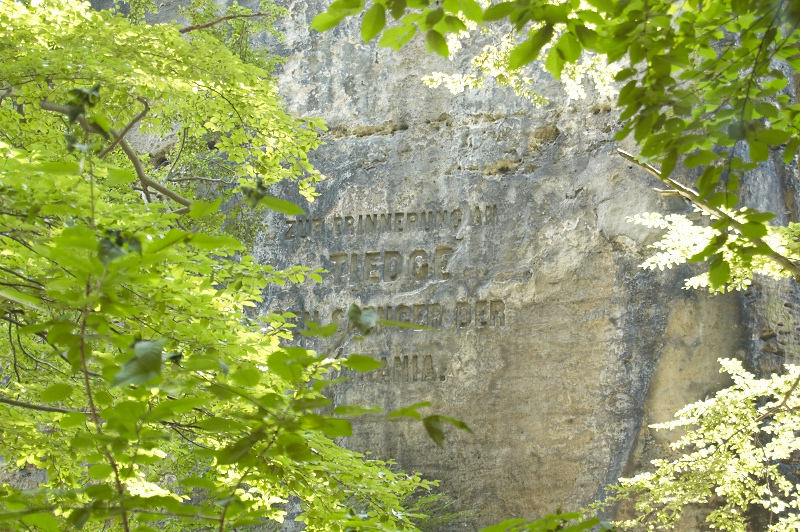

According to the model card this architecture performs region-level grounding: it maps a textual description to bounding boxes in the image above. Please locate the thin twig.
[617,149,800,281]
[166,127,188,180]
[0,397,87,414]
[179,12,273,34]
[99,97,149,159]
[38,100,192,208]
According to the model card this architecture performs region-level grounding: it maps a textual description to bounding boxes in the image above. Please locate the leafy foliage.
[0,1,433,530]
[629,209,800,293]
[597,360,800,531]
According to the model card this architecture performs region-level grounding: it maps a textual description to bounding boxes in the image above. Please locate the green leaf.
[342,354,383,372]
[59,411,87,428]
[739,221,768,240]
[379,24,416,49]
[333,404,383,416]
[423,415,445,447]
[783,137,800,164]
[106,167,136,186]
[508,25,553,70]
[189,198,222,219]
[21,513,59,532]
[41,383,73,402]
[426,30,449,57]
[298,322,339,337]
[749,140,769,162]
[457,0,483,22]
[387,401,431,419]
[87,464,114,480]
[231,367,262,387]
[0,287,44,311]
[111,338,165,387]
[347,303,378,334]
[545,43,565,79]
[575,25,599,49]
[310,12,347,31]
[35,161,81,175]
[257,196,306,215]
[362,3,386,41]
[708,254,731,288]
[268,350,305,382]
[755,128,791,146]
[390,0,406,19]
[216,431,263,465]
[67,507,91,529]
[684,150,718,168]
[483,1,515,20]
[754,102,778,118]
[556,32,581,63]
[438,415,473,433]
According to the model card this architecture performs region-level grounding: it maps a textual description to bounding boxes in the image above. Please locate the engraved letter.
[284,219,295,240]
[385,251,403,281]
[413,303,426,326]
[396,304,411,323]
[490,299,506,327]
[429,303,443,328]
[420,211,433,231]
[435,246,452,280]
[395,212,404,232]
[484,204,498,224]
[330,253,348,286]
[409,250,428,279]
[451,208,463,230]
[379,213,392,232]
[476,300,489,328]
[421,354,435,381]
[332,308,345,327]
[344,215,356,236]
[406,212,418,232]
[457,301,471,328]
[312,218,323,238]
[349,253,361,287]
[471,206,482,226]
[333,216,343,237]
[365,252,381,284]
[364,213,378,233]
[435,210,448,229]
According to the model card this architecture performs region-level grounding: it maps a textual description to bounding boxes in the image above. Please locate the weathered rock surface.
[251,3,757,528]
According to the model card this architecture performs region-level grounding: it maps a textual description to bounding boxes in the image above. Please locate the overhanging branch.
[38,100,192,208]
[617,149,800,282]
[179,12,272,34]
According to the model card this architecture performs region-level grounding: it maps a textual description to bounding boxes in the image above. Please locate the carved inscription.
[284,204,498,240]
[285,299,506,330]
[279,202,507,386]
[329,247,452,287]
[333,353,444,383]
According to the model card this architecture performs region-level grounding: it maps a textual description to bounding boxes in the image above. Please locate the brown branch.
[99,97,149,159]
[0,397,87,415]
[617,149,800,282]
[37,100,192,208]
[179,12,272,34]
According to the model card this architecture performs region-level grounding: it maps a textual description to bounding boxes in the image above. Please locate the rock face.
[248,4,760,529]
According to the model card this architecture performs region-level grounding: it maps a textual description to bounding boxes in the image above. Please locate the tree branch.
[38,100,192,208]
[0,397,87,415]
[99,97,149,159]
[179,12,272,34]
[617,149,800,282]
